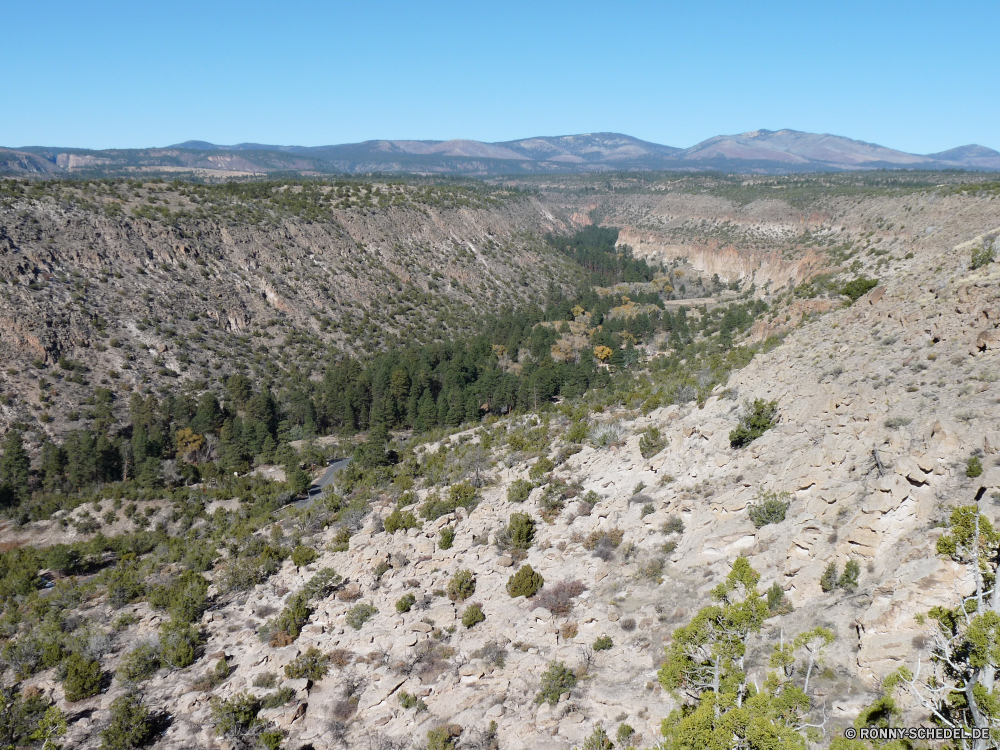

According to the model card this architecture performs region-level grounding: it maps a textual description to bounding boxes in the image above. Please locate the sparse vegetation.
[729,399,779,448]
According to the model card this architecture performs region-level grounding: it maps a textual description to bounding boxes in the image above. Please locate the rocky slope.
[0,180,580,436]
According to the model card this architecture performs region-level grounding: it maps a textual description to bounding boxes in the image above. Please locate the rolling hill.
[3,129,998,177]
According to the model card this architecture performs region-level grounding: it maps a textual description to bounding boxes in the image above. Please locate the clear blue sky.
[4,0,998,153]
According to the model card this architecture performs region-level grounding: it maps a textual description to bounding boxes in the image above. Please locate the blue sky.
[4,0,998,153]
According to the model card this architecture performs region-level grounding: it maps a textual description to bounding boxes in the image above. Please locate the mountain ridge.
[4,129,999,176]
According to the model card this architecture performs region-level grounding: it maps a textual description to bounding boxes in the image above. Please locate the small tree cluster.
[819,559,860,593]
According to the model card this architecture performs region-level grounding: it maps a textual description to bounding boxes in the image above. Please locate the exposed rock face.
[0,187,578,435]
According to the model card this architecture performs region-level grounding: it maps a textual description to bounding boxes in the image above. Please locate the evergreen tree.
[0,429,30,503]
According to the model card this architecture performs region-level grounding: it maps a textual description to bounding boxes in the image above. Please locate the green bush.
[284,647,329,680]
[147,570,210,623]
[971,243,996,270]
[820,562,839,593]
[420,482,478,520]
[507,564,544,598]
[662,515,684,535]
[536,660,577,705]
[159,619,201,669]
[839,559,861,590]
[438,526,455,550]
[748,492,790,528]
[399,690,428,711]
[729,399,779,448]
[507,512,536,550]
[211,691,260,739]
[115,642,160,684]
[528,457,555,480]
[100,693,153,750]
[507,479,535,503]
[967,455,984,478]
[346,603,377,630]
[841,276,879,303]
[583,725,614,750]
[639,426,665,459]
[290,545,318,568]
[63,652,103,701]
[396,593,416,613]
[616,723,635,746]
[447,569,476,602]
[462,603,486,628]
[384,509,420,534]
[260,592,312,644]
[427,724,463,750]
[593,635,613,651]
[260,686,296,709]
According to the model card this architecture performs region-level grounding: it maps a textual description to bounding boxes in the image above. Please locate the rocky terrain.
[1,172,1000,750]
[0,179,580,437]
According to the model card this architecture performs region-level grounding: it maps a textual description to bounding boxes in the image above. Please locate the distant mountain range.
[3,129,999,176]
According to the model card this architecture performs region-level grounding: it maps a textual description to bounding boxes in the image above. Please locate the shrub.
[290,545,318,569]
[589,421,624,448]
[583,725,614,750]
[621,617,636,632]
[115,641,160,684]
[841,276,879,303]
[967,455,984,478]
[398,690,428,711]
[461,603,486,628]
[420,482,478,520]
[820,562,839,593]
[260,592,312,644]
[210,691,260,739]
[159,619,201,669]
[99,693,152,750]
[346,603,377,630]
[639,426,665,459]
[748,491,790,528]
[729,399,779,448]
[427,724,463,750]
[63,652,103,701]
[528,457,555,480]
[284,647,329,680]
[447,569,476,602]
[616,723,635,746]
[593,635,613,651]
[535,579,586,616]
[884,415,912,430]
[300,567,343,599]
[395,593,416,613]
[641,502,654,518]
[507,565,544,598]
[260,686,296,709]
[584,528,624,560]
[147,570,210,623]
[766,582,791,613]
[507,479,535,503]
[438,526,455,550]
[839,559,861,590]
[507,512,536,550]
[971,243,996,270]
[662,515,684,535]
[536,660,577,705]
[253,672,278,688]
[384,509,420,534]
